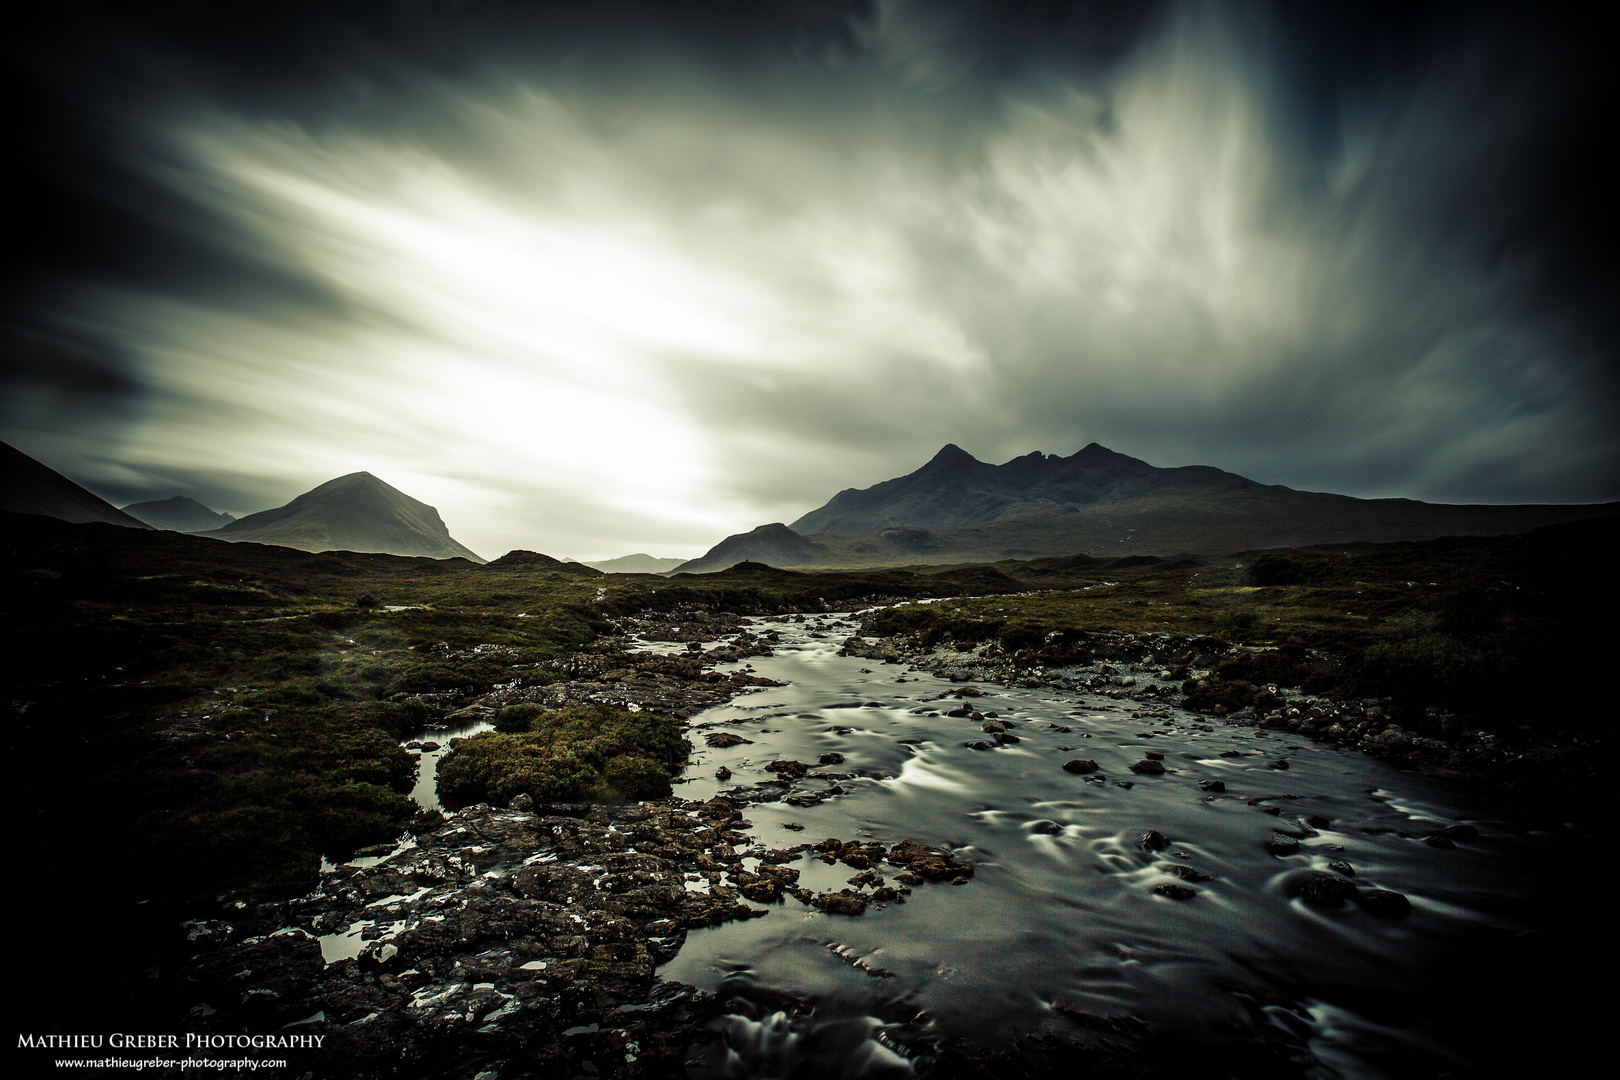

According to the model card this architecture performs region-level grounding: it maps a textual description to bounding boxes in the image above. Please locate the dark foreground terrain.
[3,513,1611,1078]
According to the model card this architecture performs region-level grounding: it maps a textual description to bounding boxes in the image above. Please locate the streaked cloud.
[5,1,1613,559]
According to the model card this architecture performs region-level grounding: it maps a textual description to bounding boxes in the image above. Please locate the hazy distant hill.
[200,472,483,562]
[584,553,685,574]
[765,443,1620,567]
[123,496,236,533]
[671,523,829,574]
[0,441,152,529]
[485,550,601,576]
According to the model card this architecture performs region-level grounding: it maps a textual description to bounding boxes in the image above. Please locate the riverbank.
[844,610,1600,805]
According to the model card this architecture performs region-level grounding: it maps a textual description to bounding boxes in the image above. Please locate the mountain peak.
[789,441,1168,535]
[671,522,827,574]
[205,471,482,562]
[921,444,981,474]
[928,443,977,464]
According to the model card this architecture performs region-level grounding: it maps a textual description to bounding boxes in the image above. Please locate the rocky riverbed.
[165,608,978,1079]
[157,605,1584,1079]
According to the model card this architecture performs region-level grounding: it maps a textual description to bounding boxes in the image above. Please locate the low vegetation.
[867,519,1613,739]
[5,514,1611,911]
[440,703,687,806]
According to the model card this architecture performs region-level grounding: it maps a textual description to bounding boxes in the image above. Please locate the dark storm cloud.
[5,1,1614,558]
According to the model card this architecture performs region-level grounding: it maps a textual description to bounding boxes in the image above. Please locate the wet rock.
[766,760,809,779]
[705,732,753,748]
[1130,759,1166,775]
[1269,759,1290,770]
[1199,779,1226,792]
[1422,834,1455,849]
[736,872,783,903]
[818,752,846,765]
[1153,883,1197,900]
[1144,751,1164,761]
[1140,830,1170,852]
[1163,864,1213,882]
[1287,871,1359,906]
[812,891,869,916]
[715,766,732,780]
[888,839,975,881]
[1267,833,1301,856]
[1062,759,1100,774]
[1027,819,1064,835]
[1441,824,1479,843]
[1328,861,1355,877]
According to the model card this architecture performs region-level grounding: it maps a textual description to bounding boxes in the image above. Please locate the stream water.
[645,612,1580,1079]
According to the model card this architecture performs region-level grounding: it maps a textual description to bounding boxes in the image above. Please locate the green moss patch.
[438,704,689,807]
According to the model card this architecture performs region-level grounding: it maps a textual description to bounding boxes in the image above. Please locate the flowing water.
[651,613,1579,1078]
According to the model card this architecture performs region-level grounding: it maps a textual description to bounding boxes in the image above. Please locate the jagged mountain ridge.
[1,441,152,529]
[201,472,484,562]
[789,442,1255,534]
[123,496,236,533]
[671,523,829,574]
[730,442,1620,568]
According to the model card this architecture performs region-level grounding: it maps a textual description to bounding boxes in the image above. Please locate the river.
[642,611,1579,1079]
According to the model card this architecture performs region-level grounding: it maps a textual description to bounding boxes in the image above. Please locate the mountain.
[199,472,483,562]
[484,550,601,576]
[584,553,686,574]
[670,523,829,574]
[122,496,236,533]
[1,441,152,529]
[792,442,1205,533]
[774,443,1620,566]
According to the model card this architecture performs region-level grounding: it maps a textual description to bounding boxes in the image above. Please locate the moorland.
[5,509,1612,1074]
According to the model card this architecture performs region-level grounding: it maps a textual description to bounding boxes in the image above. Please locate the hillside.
[670,523,829,574]
[123,496,236,533]
[0,441,152,529]
[200,472,483,562]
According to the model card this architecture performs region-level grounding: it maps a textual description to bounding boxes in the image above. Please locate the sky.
[5,0,1615,561]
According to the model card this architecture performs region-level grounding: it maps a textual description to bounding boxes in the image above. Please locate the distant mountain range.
[3,444,482,562]
[582,553,686,574]
[10,438,1616,573]
[791,443,1159,533]
[2,441,152,529]
[123,496,236,533]
[673,443,1620,571]
[200,473,484,562]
